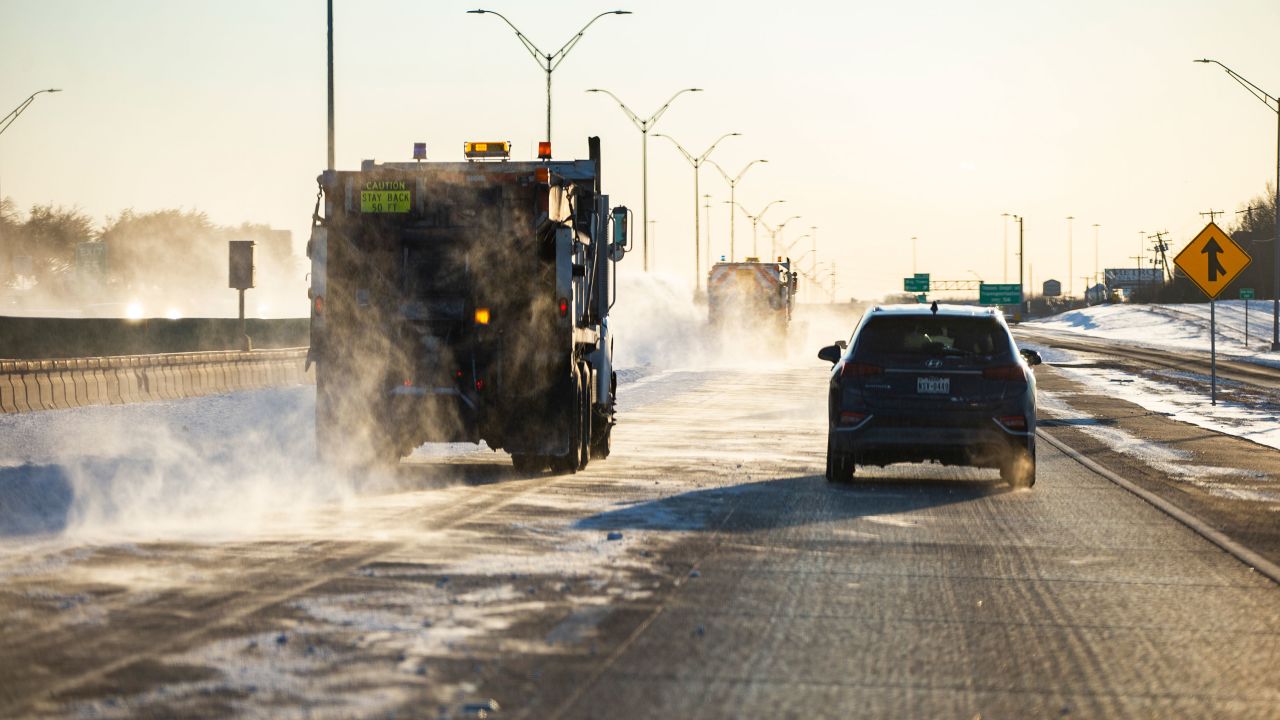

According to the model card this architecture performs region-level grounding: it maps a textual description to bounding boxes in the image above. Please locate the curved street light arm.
[734,158,767,183]
[552,11,630,70]
[653,133,696,165]
[1196,59,1278,111]
[706,158,733,184]
[697,132,741,164]
[646,87,702,127]
[0,88,61,137]
[468,10,545,67]
[758,199,786,223]
[586,88,644,129]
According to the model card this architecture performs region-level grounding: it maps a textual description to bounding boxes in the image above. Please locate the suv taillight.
[841,362,882,378]
[983,365,1025,382]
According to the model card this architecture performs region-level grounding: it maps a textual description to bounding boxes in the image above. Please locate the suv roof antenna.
[930,300,938,315]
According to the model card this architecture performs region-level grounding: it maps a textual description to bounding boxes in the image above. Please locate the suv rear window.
[856,315,1010,357]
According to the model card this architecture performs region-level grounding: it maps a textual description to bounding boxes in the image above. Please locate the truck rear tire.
[589,371,615,459]
[549,370,583,475]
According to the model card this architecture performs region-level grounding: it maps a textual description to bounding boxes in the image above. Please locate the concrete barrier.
[0,348,312,414]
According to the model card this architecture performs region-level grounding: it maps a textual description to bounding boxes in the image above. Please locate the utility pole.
[1150,230,1172,282]
[1137,231,1146,301]
[1200,208,1224,224]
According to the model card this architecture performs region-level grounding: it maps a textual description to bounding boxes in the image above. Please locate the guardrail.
[0,348,312,414]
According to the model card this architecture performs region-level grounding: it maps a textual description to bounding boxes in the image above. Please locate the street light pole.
[706,158,768,261]
[326,0,334,171]
[1195,58,1280,350]
[469,9,630,146]
[1001,213,1010,282]
[1092,223,1101,291]
[703,193,713,267]
[588,87,702,272]
[1007,214,1024,313]
[911,236,917,275]
[653,131,739,291]
[810,226,818,304]
[1065,215,1074,298]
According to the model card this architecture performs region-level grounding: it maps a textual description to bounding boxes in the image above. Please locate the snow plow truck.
[707,258,798,343]
[306,138,630,473]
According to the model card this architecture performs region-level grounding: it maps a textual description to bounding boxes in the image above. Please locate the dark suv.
[818,303,1041,488]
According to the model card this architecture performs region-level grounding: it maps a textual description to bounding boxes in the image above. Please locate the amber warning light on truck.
[464,141,511,160]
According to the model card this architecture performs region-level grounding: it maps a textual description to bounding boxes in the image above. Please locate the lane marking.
[1038,429,1280,586]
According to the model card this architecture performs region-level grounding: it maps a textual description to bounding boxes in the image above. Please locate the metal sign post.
[1211,299,1217,405]
[1173,223,1252,407]
[1241,288,1256,347]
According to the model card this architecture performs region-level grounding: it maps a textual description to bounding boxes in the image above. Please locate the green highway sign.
[914,273,930,282]
[915,294,928,303]
[979,283,1022,305]
[1240,287,1256,300]
[903,277,929,292]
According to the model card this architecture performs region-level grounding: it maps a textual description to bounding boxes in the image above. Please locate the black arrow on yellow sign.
[1202,237,1227,281]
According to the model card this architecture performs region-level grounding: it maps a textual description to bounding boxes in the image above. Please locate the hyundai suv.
[818,302,1041,488]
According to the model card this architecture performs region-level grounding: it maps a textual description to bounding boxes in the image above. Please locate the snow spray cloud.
[0,387,353,542]
[608,268,869,373]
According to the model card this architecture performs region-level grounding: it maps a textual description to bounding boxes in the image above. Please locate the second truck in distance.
[707,257,798,345]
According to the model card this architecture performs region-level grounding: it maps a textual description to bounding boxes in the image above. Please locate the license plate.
[917,376,950,394]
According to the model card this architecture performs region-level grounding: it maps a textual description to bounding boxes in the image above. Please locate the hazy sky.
[3,0,1280,309]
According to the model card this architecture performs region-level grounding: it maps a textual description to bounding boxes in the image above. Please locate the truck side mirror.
[611,206,630,250]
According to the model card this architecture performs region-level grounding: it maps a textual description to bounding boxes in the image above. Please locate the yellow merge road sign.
[1173,222,1251,299]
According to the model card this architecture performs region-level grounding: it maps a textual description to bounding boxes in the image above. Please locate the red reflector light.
[983,365,1026,382]
[455,369,464,379]
[998,415,1027,431]
[538,141,552,160]
[402,379,413,387]
[475,379,485,392]
[558,297,569,317]
[535,167,550,183]
[840,362,882,378]
[839,411,867,425]
[313,295,324,316]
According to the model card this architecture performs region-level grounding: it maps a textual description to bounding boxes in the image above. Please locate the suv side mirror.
[1019,348,1043,366]
[818,344,842,364]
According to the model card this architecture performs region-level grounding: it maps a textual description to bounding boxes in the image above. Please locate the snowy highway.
[2,351,1279,718]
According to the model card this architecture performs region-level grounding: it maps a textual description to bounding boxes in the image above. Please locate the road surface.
[1,361,1278,718]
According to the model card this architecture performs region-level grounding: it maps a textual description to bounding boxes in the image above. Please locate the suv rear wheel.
[825,432,854,483]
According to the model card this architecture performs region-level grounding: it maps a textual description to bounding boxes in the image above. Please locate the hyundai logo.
[926,358,943,368]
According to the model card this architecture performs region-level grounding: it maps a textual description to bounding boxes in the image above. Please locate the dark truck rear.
[306,138,630,472]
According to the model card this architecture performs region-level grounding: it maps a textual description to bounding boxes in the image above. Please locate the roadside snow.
[1028,301,1280,369]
